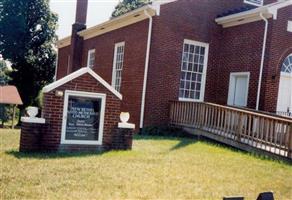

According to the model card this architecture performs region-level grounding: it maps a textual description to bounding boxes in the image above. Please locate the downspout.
[54,49,58,81]
[256,12,269,111]
[140,9,153,129]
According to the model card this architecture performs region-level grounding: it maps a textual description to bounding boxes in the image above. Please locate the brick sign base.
[19,68,135,153]
[20,122,44,152]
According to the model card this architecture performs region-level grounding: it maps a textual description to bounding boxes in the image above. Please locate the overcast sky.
[50,0,119,39]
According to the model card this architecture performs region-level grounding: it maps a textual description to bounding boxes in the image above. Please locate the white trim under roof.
[78,5,156,40]
[216,0,292,28]
[244,0,264,7]
[42,67,122,100]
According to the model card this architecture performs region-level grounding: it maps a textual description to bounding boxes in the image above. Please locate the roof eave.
[56,36,71,49]
[56,5,156,48]
[78,5,156,40]
[216,10,272,28]
[215,0,292,28]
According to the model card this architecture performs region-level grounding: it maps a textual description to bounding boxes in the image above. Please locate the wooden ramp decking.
[169,101,292,161]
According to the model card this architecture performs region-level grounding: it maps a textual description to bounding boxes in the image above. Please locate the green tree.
[0,0,58,110]
[112,0,149,18]
[0,56,11,85]
[0,55,12,126]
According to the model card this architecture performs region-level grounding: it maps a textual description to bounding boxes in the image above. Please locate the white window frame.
[244,0,263,7]
[61,90,106,145]
[227,72,250,107]
[179,39,209,102]
[287,21,292,33]
[111,42,125,92]
[87,49,95,68]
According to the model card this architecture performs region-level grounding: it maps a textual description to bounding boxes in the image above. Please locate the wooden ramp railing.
[169,101,292,160]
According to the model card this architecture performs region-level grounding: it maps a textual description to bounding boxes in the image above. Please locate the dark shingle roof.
[217,5,256,18]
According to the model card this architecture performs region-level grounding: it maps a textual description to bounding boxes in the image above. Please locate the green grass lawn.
[1,129,292,200]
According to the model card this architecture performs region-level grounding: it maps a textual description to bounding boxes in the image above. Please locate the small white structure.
[21,106,45,124]
[118,112,135,129]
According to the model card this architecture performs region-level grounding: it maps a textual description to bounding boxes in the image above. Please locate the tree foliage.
[111,0,150,18]
[0,56,12,125]
[0,57,11,85]
[0,0,58,108]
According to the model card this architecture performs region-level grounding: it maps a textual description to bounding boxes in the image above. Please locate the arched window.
[281,54,292,74]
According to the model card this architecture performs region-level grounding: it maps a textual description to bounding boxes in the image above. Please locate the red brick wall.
[143,0,246,126]
[42,73,121,151]
[20,122,43,152]
[57,20,148,128]
[56,46,70,80]
[81,20,149,127]
[262,5,292,112]
[215,20,266,109]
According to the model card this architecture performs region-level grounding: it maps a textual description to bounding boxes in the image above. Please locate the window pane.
[199,65,204,73]
[184,44,189,52]
[87,49,95,68]
[190,91,195,99]
[200,47,205,55]
[194,55,199,63]
[195,46,200,54]
[195,91,200,99]
[185,90,189,98]
[196,82,201,90]
[181,72,186,80]
[183,53,188,62]
[191,82,196,90]
[188,63,193,71]
[198,74,202,82]
[182,62,187,70]
[189,54,194,63]
[190,45,194,53]
[199,56,204,64]
[186,72,191,80]
[193,64,198,72]
[186,81,190,89]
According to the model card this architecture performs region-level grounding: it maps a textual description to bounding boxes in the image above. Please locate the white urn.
[120,112,130,123]
[26,106,39,118]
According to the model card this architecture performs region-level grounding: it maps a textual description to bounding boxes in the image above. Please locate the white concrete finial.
[120,112,130,123]
[26,106,39,118]
[21,106,45,124]
[118,112,135,129]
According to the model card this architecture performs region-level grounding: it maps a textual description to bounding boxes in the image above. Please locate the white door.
[277,74,292,113]
[228,72,250,107]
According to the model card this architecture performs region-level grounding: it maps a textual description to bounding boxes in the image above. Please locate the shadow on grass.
[5,150,107,160]
[197,137,292,165]
[135,135,292,165]
[134,134,199,151]
[134,134,197,141]
[169,139,198,151]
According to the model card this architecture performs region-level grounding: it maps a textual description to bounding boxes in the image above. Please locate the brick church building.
[54,0,292,129]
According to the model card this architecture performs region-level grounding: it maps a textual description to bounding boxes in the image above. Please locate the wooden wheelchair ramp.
[169,101,292,161]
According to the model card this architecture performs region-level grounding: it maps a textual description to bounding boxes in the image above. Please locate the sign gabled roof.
[42,67,122,100]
